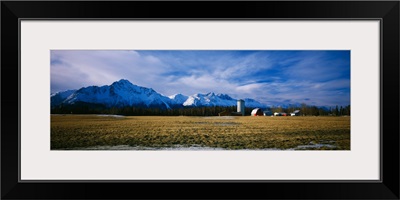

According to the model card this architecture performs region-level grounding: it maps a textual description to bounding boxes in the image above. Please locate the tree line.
[269,104,350,116]
[52,103,240,116]
[51,102,350,116]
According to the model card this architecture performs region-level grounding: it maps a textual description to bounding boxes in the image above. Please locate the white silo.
[237,99,245,116]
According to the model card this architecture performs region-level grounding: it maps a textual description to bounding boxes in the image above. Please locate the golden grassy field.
[51,115,350,150]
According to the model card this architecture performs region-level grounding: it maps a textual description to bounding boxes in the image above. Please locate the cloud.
[165,74,238,97]
[282,51,350,82]
[51,50,168,93]
[236,83,264,94]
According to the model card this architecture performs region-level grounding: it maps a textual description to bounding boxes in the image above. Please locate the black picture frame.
[1,1,399,199]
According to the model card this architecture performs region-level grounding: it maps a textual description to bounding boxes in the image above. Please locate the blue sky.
[51,50,350,107]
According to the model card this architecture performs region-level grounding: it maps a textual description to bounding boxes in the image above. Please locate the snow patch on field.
[61,145,286,151]
[295,144,336,149]
[68,145,226,151]
[294,141,337,150]
[59,142,337,151]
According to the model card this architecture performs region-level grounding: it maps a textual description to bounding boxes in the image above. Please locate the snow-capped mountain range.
[51,79,266,109]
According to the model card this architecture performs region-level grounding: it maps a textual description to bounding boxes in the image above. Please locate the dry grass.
[51,115,350,150]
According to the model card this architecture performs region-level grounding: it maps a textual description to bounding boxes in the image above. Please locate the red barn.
[251,108,263,116]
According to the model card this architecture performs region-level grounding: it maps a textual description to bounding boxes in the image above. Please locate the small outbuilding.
[218,110,231,116]
[251,108,263,116]
[263,110,273,116]
[290,110,301,116]
[274,112,287,116]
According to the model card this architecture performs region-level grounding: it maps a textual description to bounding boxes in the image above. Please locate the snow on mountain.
[168,94,189,105]
[50,89,77,106]
[54,79,172,109]
[183,92,232,107]
[182,92,265,108]
[216,93,235,101]
[51,79,266,109]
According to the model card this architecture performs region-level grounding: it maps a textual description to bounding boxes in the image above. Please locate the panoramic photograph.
[51,50,350,150]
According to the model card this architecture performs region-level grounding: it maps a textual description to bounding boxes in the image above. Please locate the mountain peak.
[206,92,216,97]
[53,79,172,109]
[169,93,187,98]
[169,93,189,105]
[216,93,234,100]
[112,79,133,86]
[111,79,156,92]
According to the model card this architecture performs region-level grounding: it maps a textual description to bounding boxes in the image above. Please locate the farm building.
[251,108,263,116]
[263,110,273,116]
[290,110,301,116]
[218,99,246,116]
[237,99,245,116]
[231,112,244,116]
[218,110,231,116]
[218,110,243,116]
[274,112,287,116]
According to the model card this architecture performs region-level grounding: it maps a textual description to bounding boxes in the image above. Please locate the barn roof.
[251,108,262,115]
